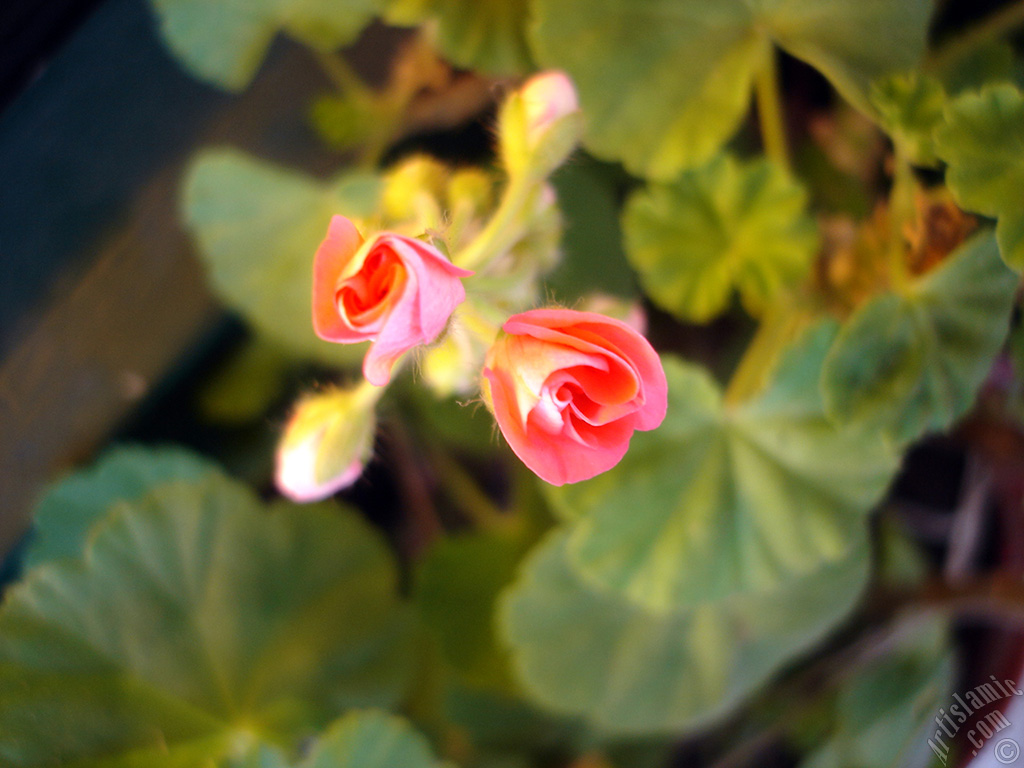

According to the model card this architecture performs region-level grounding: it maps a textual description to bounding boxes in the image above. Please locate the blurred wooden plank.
[0,0,339,557]
[0,171,219,555]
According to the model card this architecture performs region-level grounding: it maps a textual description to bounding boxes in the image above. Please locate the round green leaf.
[800,618,953,768]
[530,0,933,179]
[385,0,532,74]
[499,527,870,736]
[549,323,899,613]
[149,0,383,91]
[0,474,414,766]
[544,157,637,302]
[935,83,1024,270]
[303,711,449,768]
[415,530,529,689]
[24,444,219,570]
[623,154,818,322]
[222,711,450,768]
[822,230,1018,445]
[183,149,381,365]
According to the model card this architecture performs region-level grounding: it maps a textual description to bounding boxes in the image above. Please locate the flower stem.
[314,51,370,97]
[429,447,508,531]
[313,51,403,169]
[928,0,1024,72]
[754,44,791,171]
[887,154,916,293]
[455,173,537,271]
[724,302,809,406]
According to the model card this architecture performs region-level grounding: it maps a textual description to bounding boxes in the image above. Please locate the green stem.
[928,0,1024,71]
[724,303,807,406]
[455,174,537,271]
[429,447,507,530]
[313,51,402,169]
[754,45,791,171]
[314,51,370,97]
[887,155,916,293]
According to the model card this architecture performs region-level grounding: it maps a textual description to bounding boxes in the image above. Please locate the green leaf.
[549,324,899,613]
[149,0,383,91]
[385,0,532,74]
[935,83,1024,270]
[199,338,295,424]
[499,527,869,736]
[443,684,584,753]
[224,711,450,768]
[302,711,448,768]
[24,444,219,570]
[821,230,1018,444]
[935,41,1017,96]
[309,94,381,154]
[530,0,933,179]
[623,154,818,322]
[869,72,946,167]
[183,149,381,364]
[0,474,415,766]
[800,618,953,768]
[415,530,529,689]
[544,156,638,301]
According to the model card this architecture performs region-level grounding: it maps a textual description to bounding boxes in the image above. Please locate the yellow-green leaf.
[549,324,899,613]
[530,0,933,179]
[385,0,532,74]
[499,528,869,735]
[183,149,380,365]
[821,231,1018,444]
[24,444,219,569]
[623,154,818,322]
[149,0,383,91]
[935,83,1024,270]
[870,72,946,167]
[0,474,415,766]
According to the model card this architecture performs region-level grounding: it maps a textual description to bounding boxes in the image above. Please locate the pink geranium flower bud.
[275,384,380,502]
[482,309,667,486]
[313,216,473,386]
[521,70,580,147]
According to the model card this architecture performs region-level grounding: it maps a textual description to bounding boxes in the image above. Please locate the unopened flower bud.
[522,71,580,145]
[275,383,380,502]
[500,70,583,179]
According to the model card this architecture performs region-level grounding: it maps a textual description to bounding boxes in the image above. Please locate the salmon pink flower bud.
[482,309,667,486]
[275,383,381,502]
[522,71,580,146]
[500,71,582,178]
[313,215,473,386]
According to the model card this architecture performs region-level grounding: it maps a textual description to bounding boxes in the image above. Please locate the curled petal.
[483,308,667,485]
[312,219,472,386]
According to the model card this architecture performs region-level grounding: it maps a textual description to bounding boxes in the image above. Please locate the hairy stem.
[455,173,537,271]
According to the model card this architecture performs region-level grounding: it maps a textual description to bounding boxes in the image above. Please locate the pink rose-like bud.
[521,70,579,146]
[313,216,473,386]
[482,309,667,486]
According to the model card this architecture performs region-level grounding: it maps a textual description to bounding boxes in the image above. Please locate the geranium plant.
[3,1,1024,767]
